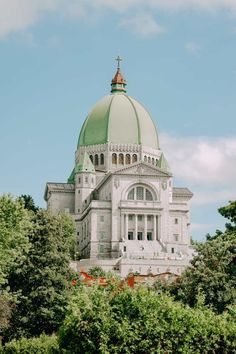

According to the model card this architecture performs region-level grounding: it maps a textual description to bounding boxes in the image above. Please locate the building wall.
[47,191,75,215]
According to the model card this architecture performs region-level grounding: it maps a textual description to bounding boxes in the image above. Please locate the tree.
[219,200,236,229]
[169,200,236,313]
[18,195,39,213]
[0,194,30,285]
[5,210,75,340]
[58,284,236,354]
[88,266,106,278]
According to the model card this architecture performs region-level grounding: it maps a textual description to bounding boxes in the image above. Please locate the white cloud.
[160,133,236,204]
[0,0,57,39]
[185,41,201,55]
[120,13,165,37]
[1,0,236,39]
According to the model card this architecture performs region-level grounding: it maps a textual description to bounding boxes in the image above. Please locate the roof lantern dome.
[77,57,159,150]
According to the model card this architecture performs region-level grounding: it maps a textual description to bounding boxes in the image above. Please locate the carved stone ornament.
[114,178,120,189]
[136,165,144,175]
[162,180,167,190]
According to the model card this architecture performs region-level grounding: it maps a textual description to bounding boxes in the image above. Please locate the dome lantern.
[111,56,127,93]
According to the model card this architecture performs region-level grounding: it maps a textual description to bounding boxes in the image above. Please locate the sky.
[0,0,236,240]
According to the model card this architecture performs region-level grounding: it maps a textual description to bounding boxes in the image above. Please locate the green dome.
[78,92,159,149]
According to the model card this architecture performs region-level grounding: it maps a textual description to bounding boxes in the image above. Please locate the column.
[144,215,147,240]
[135,214,138,240]
[125,214,128,239]
[153,215,157,240]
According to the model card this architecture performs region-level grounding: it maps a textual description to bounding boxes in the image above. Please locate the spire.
[111,56,127,93]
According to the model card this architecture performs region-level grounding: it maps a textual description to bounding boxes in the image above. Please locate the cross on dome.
[115,55,122,70]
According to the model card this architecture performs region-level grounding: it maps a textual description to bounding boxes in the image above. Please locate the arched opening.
[152,158,155,165]
[144,155,147,162]
[95,154,99,166]
[89,155,93,163]
[132,154,137,163]
[148,157,151,164]
[119,153,124,165]
[127,185,155,201]
[112,153,117,165]
[100,153,104,165]
[125,154,131,164]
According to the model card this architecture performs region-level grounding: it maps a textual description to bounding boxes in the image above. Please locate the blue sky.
[0,0,236,240]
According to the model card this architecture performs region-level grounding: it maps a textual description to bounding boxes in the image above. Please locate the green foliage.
[170,230,236,313]
[0,194,30,285]
[5,210,74,340]
[1,334,59,353]
[58,213,77,260]
[18,195,39,213]
[0,293,11,334]
[169,201,236,313]
[58,285,236,354]
[219,200,236,228]
[87,266,106,278]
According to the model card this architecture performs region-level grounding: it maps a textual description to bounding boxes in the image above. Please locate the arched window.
[132,154,137,163]
[100,153,104,165]
[148,157,151,164]
[156,159,158,166]
[112,153,117,165]
[89,155,93,163]
[152,158,155,165]
[144,155,147,162]
[125,154,131,164]
[119,153,124,165]
[95,154,99,166]
[127,185,154,201]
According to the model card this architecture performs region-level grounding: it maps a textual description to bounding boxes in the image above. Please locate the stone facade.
[44,65,194,277]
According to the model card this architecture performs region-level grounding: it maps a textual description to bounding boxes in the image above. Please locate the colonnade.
[123,214,159,241]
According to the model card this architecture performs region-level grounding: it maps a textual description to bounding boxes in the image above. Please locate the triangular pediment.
[113,162,172,177]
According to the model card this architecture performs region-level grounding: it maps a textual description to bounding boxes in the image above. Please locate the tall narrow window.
[89,155,93,163]
[137,232,143,240]
[147,232,153,241]
[119,153,124,165]
[136,187,144,200]
[100,153,104,165]
[112,153,117,165]
[144,155,147,162]
[132,154,137,163]
[146,190,152,201]
[152,158,155,165]
[128,231,134,240]
[125,154,131,164]
[95,154,99,166]
[148,157,151,163]
[128,189,135,200]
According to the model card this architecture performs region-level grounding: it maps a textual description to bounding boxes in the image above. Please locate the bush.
[58,285,236,354]
[1,334,59,354]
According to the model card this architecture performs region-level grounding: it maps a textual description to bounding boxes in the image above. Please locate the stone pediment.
[113,162,172,177]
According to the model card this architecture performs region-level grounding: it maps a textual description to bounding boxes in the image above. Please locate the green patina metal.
[75,152,95,173]
[77,68,159,149]
[157,153,171,172]
[125,95,141,144]
[67,168,75,183]
[77,92,159,149]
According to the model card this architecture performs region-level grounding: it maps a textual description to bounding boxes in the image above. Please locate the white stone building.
[44,61,194,277]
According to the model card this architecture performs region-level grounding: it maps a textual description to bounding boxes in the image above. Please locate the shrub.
[1,334,59,354]
[58,285,236,354]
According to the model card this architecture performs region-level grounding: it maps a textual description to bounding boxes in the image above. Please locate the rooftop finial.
[111,56,126,94]
[115,55,122,70]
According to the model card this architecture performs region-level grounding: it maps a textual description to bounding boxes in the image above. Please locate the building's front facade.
[44,62,194,277]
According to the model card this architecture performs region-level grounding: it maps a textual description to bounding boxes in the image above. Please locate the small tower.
[111,55,127,93]
[74,152,96,214]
